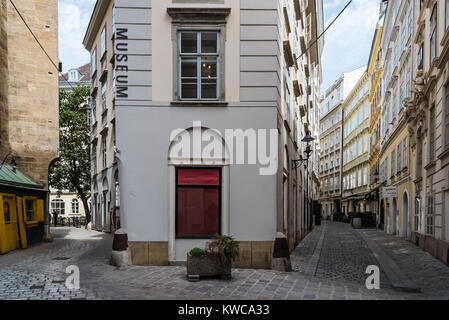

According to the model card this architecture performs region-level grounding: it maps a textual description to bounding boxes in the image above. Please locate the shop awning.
[0,164,45,191]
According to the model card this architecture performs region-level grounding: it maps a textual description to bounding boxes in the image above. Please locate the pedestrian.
[53,210,58,227]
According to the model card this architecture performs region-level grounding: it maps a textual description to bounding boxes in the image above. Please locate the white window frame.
[101,81,107,111]
[71,198,79,214]
[177,31,221,101]
[430,4,437,63]
[91,94,97,124]
[101,25,106,58]
[91,47,97,76]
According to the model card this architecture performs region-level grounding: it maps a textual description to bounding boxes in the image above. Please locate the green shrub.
[205,234,240,262]
[189,248,205,257]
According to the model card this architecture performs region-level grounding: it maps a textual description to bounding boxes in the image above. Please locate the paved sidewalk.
[0,224,448,300]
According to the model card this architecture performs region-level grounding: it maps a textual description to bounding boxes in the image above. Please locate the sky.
[321,0,380,92]
[58,0,379,91]
[58,0,96,73]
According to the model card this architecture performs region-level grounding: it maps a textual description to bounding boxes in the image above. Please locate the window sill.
[170,101,228,107]
[437,147,449,160]
[424,160,436,171]
[100,51,107,62]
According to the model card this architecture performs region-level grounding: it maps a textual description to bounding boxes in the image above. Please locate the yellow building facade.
[378,0,414,238]
[378,125,411,236]
[367,25,383,224]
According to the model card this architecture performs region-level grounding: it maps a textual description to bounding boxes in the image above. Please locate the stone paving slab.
[0,225,448,300]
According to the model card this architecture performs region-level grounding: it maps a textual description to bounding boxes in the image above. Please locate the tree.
[49,85,92,224]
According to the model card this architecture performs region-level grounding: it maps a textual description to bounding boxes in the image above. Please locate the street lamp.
[292,131,315,169]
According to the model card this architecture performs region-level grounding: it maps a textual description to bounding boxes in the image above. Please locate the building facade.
[378,0,414,237]
[405,0,449,265]
[83,0,323,268]
[319,66,365,219]
[0,0,59,251]
[367,17,384,229]
[84,1,120,234]
[341,71,371,213]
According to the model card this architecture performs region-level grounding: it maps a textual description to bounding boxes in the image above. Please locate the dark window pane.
[181,82,197,99]
[177,187,219,236]
[181,59,197,77]
[3,202,10,223]
[201,79,217,99]
[181,32,197,53]
[201,58,217,78]
[201,32,217,53]
[178,168,220,185]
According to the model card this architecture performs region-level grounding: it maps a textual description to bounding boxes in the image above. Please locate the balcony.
[283,41,294,67]
[293,0,301,20]
[299,35,307,52]
[293,80,301,97]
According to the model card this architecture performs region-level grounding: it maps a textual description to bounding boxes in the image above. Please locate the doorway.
[402,192,409,238]
[0,195,20,253]
[380,200,385,230]
[392,198,397,235]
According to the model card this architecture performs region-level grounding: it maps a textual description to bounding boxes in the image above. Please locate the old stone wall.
[5,0,59,187]
[0,0,9,157]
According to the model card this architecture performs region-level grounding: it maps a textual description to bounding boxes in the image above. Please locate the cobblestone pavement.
[1,224,448,300]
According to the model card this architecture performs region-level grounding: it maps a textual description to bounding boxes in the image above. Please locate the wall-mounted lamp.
[10,158,17,172]
[292,131,315,169]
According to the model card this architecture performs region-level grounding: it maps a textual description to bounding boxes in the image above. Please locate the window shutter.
[36,199,44,222]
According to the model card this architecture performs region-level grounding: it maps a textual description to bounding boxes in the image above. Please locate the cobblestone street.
[1,222,449,300]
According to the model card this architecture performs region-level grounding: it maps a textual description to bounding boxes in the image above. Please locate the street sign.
[382,186,397,198]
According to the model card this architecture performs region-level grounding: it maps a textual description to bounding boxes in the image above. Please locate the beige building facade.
[342,71,371,213]
[0,0,59,242]
[319,67,365,219]
[405,0,449,265]
[84,1,120,233]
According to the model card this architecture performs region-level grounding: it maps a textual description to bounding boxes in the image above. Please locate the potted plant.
[187,234,239,281]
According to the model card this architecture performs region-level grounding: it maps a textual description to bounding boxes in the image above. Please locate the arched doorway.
[167,126,230,262]
[402,191,409,238]
[392,198,397,235]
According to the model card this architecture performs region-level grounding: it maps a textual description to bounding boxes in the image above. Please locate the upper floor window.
[418,43,424,70]
[91,94,97,124]
[178,31,220,101]
[101,81,107,111]
[71,199,79,214]
[91,47,97,76]
[92,143,97,173]
[101,25,106,57]
[430,4,437,63]
[102,136,107,169]
[51,199,65,217]
[429,105,436,161]
[68,70,79,82]
[408,10,413,38]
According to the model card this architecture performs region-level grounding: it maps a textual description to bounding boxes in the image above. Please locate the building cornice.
[83,0,112,51]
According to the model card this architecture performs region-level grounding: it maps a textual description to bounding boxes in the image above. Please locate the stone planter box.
[187,253,231,281]
[352,217,362,229]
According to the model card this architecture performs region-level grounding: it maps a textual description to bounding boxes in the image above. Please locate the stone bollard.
[271,232,292,272]
[111,228,131,267]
